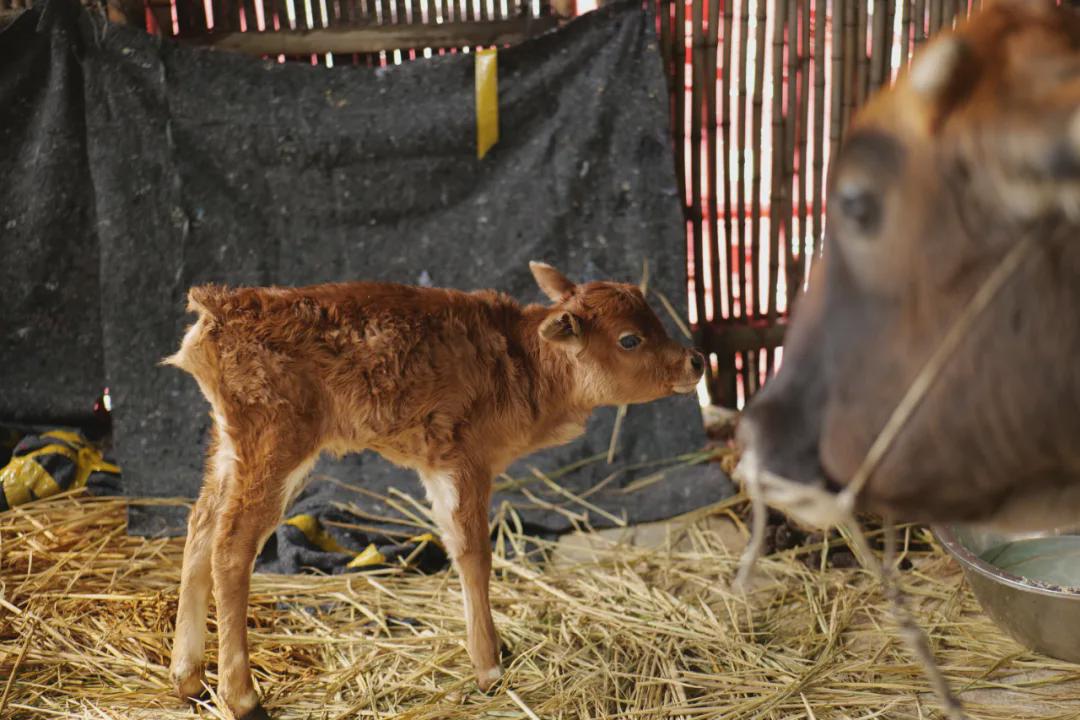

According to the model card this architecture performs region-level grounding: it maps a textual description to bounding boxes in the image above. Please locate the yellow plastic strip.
[475,47,499,159]
[22,443,77,461]
[284,514,353,555]
[345,543,387,569]
[1,457,63,507]
[42,430,85,447]
[76,445,121,488]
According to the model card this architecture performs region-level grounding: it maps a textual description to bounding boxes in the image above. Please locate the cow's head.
[740,0,1080,529]
[530,261,705,406]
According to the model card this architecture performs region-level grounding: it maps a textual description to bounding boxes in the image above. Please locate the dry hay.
[3,492,1080,720]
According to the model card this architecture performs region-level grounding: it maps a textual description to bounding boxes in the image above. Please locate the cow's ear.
[530,261,576,303]
[539,311,584,348]
[907,36,975,131]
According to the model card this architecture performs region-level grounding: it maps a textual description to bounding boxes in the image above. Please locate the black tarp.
[0,0,731,572]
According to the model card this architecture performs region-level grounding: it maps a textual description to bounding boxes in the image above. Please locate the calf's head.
[740,0,1080,528]
[529,261,705,406]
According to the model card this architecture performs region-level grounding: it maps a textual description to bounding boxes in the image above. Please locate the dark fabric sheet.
[0,3,104,425]
[0,0,731,572]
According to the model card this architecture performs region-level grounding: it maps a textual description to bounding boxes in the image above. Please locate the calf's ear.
[539,311,584,347]
[530,261,576,302]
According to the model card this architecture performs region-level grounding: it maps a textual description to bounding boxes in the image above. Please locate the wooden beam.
[700,319,788,355]
[185,16,558,55]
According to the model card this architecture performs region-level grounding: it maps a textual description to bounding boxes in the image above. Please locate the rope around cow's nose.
[732,230,1039,720]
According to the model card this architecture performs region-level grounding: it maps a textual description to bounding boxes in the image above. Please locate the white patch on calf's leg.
[420,471,462,557]
[477,664,503,690]
[213,418,238,480]
[279,456,318,518]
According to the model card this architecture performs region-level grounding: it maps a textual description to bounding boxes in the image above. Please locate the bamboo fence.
[654,0,983,408]
[2,0,1035,405]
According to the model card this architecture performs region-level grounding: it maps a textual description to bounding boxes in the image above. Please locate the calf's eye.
[619,334,642,350]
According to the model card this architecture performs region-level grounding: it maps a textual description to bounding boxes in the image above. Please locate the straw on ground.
[2,491,1080,719]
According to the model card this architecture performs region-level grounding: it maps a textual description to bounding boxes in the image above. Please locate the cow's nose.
[689,351,705,374]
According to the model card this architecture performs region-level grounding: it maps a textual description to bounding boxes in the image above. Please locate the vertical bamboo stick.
[749,0,767,319]
[781,0,798,310]
[855,0,869,106]
[736,0,750,319]
[929,0,942,36]
[793,0,810,299]
[735,352,745,407]
[841,0,856,138]
[871,0,887,91]
[212,0,226,31]
[706,0,722,324]
[691,0,707,328]
[659,0,674,83]
[241,0,258,30]
[914,0,926,48]
[884,0,895,81]
[721,0,735,321]
[267,0,282,29]
[674,0,687,216]
[831,0,847,180]
[900,0,912,69]
[175,0,207,34]
[766,0,786,320]
[811,0,825,262]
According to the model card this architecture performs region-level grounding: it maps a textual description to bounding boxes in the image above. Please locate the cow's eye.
[837,184,882,235]
[619,334,642,350]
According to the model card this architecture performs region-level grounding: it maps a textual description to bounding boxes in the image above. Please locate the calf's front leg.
[422,467,502,690]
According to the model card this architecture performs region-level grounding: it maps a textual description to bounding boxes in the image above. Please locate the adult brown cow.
[739,0,1080,531]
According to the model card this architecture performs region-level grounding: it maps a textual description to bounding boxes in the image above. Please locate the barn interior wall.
[4,0,1057,410]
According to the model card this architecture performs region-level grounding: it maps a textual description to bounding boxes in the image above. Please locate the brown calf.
[739,0,1080,530]
[165,262,704,719]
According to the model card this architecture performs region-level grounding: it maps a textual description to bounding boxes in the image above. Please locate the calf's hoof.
[237,704,273,720]
[476,665,504,693]
[170,663,207,702]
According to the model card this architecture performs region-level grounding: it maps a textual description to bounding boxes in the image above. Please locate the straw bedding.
[3,491,1080,720]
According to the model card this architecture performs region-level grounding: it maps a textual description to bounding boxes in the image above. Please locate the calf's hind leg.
[170,451,225,700]
[211,442,315,720]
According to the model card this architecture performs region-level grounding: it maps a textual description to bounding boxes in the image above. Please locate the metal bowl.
[934,525,1080,663]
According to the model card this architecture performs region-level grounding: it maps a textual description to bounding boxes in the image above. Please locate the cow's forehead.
[853,1,1080,142]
